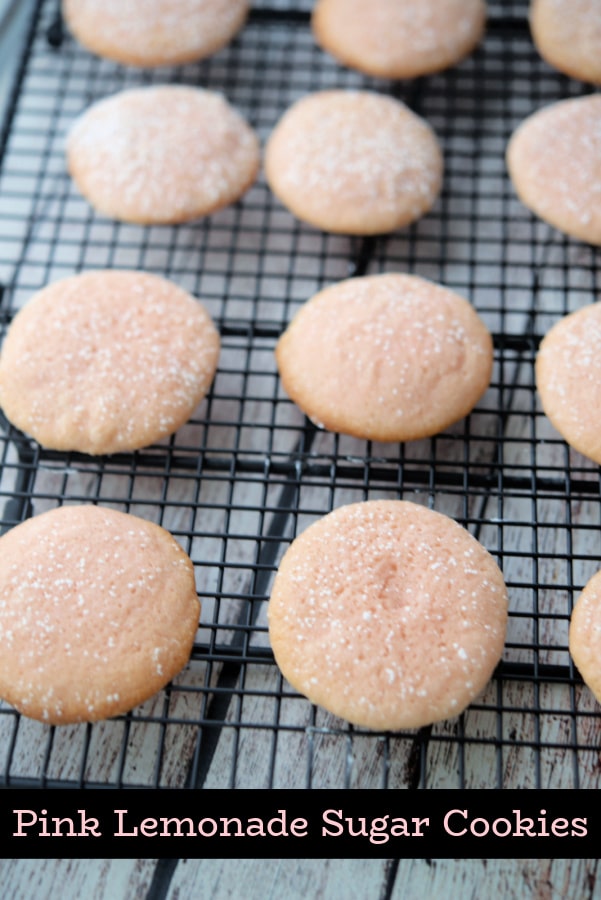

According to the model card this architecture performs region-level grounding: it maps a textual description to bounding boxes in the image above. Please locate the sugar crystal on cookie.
[0,505,200,725]
[312,0,486,79]
[275,273,493,443]
[507,94,601,245]
[0,270,220,455]
[265,90,443,236]
[63,0,250,67]
[268,500,508,730]
[67,85,259,225]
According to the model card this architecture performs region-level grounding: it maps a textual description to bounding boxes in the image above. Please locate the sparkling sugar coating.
[264,90,443,235]
[0,505,200,725]
[506,94,601,245]
[312,0,486,79]
[268,500,508,731]
[62,0,250,67]
[530,0,601,84]
[536,301,601,464]
[0,270,220,455]
[570,569,601,704]
[67,85,260,224]
[275,273,493,442]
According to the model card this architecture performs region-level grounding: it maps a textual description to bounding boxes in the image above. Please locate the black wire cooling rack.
[0,0,600,790]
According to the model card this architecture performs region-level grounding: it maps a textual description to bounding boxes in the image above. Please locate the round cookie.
[536,302,601,464]
[0,270,220,455]
[275,273,493,442]
[0,505,200,725]
[268,500,508,731]
[312,0,486,79]
[506,94,601,245]
[264,90,443,235]
[66,85,260,224]
[570,570,601,704]
[62,0,250,68]
[529,0,601,84]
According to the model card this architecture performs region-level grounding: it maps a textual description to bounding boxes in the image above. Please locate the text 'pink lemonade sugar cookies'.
[268,500,508,731]
[62,0,250,67]
[66,85,260,225]
[312,0,486,79]
[570,570,601,706]
[506,94,601,246]
[264,90,443,235]
[0,270,220,455]
[529,0,601,84]
[275,273,493,442]
[535,302,601,465]
[0,505,200,725]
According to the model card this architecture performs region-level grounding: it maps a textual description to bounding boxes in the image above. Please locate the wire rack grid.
[0,0,600,790]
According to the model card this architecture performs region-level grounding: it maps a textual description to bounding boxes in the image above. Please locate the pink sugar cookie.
[264,90,443,235]
[536,302,601,464]
[530,0,601,84]
[62,0,250,67]
[268,500,508,731]
[507,95,601,245]
[570,569,601,705]
[0,270,220,455]
[0,505,199,725]
[67,85,260,225]
[312,0,486,79]
[275,273,493,442]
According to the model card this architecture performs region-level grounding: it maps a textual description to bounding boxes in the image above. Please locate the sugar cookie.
[506,94,601,245]
[268,500,508,731]
[0,270,220,455]
[275,273,493,442]
[62,0,249,68]
[530,0,601,84]
[66,85,260,224]
[312,0,486,79]
[0,505,199,725]
[570,569,601,704]
[536,302,601,464]
[264,90,443,235]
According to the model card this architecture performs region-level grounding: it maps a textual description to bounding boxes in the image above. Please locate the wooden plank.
[166,858,392,900]
[2,856,597,900]
[0,859,158,900]
[390,859,598,900]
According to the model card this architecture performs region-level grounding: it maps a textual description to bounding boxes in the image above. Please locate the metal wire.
[0,0,599,789]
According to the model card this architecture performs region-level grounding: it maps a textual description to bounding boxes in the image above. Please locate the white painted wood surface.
[1,856,598,900]
[0,1,599,897]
